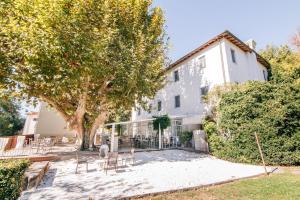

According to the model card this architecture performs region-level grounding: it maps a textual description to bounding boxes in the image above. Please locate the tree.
[0,98,24,136]
[153,115,171,133]
[292,29,300,50]
[0,0,167,149]
[259,45,300,83]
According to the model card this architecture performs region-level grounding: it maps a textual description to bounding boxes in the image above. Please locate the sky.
[152,0,300,61]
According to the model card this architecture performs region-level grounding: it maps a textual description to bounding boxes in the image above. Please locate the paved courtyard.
[20,149,271,200]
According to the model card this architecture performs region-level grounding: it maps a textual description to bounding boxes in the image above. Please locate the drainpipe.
[219,39,227,84]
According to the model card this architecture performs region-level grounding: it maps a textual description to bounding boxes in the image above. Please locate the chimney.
[245,39,256,50]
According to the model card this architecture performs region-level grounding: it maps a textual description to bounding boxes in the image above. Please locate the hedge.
[0,159,30,200]
[205,81,300,166]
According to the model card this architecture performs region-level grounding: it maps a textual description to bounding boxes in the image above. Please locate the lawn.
[138,168,300,200]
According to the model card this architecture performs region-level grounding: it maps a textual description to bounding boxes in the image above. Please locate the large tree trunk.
[77,118,107,150]
[80,129,90,150]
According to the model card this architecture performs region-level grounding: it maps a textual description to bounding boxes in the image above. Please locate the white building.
[22,112,39,135]
[23,102,75,138]
[131,31,269,132]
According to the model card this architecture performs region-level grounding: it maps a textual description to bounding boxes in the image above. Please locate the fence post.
[254,132,268,175]
[111,124,115,152]
[158,123,162,150]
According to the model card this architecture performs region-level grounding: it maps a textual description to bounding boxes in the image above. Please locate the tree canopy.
[259,45,300,83]
[0,0,167,148]
[153,115,171,132]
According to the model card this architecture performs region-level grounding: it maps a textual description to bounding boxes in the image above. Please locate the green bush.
[179,131,193,145]
[208,81,300,165]
[0,159,30,200]
[153,115,171,132]
[203,121,224,153]
[203,121,217,138]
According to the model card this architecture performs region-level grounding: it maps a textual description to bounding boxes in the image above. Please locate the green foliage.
[204,44,300,165]
[203,121,217,138]
[208,81,300,165]
[179,131,193,144]
[203,121,224,153]
[0,0,167,148]
[0,159,30,200]
[153,115,171,132]
[259,45,300,83]
[0,98,24,136]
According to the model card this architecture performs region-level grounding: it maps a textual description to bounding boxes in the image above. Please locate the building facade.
[23,102,75,138]
[131,31,269,132]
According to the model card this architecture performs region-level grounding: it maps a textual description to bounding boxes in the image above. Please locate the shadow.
[38,168,57,188]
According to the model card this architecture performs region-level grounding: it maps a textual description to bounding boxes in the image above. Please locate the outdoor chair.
[30,138,42,153]
[123,148,135,165]
[98,144,109,169]
[164,136,172,148]
[62,137,69,144]
[75,150,88,173]
[34,134,40,141]
[104,152,118,174]
[42,138,54,153]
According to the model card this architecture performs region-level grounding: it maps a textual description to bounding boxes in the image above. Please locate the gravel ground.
[20,149,272,200]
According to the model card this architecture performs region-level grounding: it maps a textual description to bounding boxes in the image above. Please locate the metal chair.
[104,152,118,174]
[75,150,88,173]
[98,144,109,169]
[125,148,135,165]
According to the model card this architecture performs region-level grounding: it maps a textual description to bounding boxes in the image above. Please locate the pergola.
[95,117,183,152]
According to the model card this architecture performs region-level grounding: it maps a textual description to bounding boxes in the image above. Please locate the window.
[174,70,179,82]
[198,56,206,68]
[200,86,209,96]
[157,100,162,111]
[230,49,236,63]
[175,95,180,108]
[263,70,268,81]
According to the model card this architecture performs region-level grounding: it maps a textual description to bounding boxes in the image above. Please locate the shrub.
[179,131,193,146]
[0,159,30,200]
[203,121,224,153]
[208,81,300,165]
[203,121,217,138]
[153,115,171,132]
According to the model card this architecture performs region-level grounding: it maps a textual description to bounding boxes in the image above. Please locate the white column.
[158,123,162,150]
[111,124,115,152]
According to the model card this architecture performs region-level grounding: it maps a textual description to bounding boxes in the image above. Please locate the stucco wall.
[133,41,226,121]
[132,38,268,124]
[223,40,267,83]
[22,114,38,135]
[35,103,76,137]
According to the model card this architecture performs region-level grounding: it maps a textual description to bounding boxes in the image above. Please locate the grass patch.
[138,168,300,200]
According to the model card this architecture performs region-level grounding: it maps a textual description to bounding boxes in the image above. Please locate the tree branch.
[89,110,109,148]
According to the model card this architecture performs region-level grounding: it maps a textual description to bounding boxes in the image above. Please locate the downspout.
[218,39,227,84]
